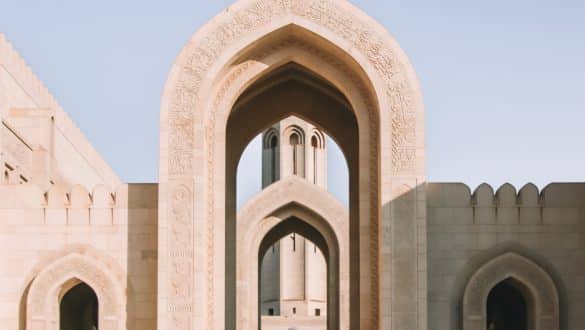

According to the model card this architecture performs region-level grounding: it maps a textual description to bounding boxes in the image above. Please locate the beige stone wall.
[427,182,585,330]
[0,34,120,191]
[0,183,158,330]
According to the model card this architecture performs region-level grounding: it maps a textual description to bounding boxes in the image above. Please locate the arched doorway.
[486,279,527,330]
[60,281,98,330]
[26,253,124,330]
[237,177,348,330]
[226,62,355,330]
[463,253,559,330]
[158,1,426,329]
[258,217,332,330]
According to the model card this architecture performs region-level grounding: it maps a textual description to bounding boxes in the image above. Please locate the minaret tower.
[260,116,328,318]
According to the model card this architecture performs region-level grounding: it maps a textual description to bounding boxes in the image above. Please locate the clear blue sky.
[1,1,584,206]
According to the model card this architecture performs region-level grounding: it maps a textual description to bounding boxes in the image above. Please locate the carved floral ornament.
[165,0,423,177]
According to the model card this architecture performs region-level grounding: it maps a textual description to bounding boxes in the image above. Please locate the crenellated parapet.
[427,182,585,225]
[0,183,159,226]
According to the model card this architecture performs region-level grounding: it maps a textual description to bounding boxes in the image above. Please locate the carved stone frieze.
[168,183,194,330]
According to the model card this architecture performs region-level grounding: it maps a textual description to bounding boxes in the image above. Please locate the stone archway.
[237,177,348,330]
[26,253,124,330]
[159,1,426,329]
[463,252,560,330]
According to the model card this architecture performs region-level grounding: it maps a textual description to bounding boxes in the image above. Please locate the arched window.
[290,132,301,175]
[262,129,279,185]
[486,279,526,330]
[60,282,98,330]
[270,135,278,182]
[311,135,318,184]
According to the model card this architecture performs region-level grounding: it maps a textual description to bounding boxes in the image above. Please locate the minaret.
[259,116,328,318]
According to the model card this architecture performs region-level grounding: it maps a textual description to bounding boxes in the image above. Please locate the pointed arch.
[463,252,559,330]
[237,176,348,330]
[26,253,124,330]
[262,128,279,149]
[159,1,426,329]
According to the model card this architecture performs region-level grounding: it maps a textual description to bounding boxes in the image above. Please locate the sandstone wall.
[0,183,158,330]
[427,182,585,330]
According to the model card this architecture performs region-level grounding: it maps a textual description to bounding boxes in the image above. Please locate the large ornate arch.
[26,252,125,330]
[237,176,348,330]
[463,252,560,330]
[159,1,426,329]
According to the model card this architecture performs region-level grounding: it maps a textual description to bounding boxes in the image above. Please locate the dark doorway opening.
[486,279,526,330]
[60,282,98,330]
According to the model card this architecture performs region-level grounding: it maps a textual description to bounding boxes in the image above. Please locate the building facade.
[0,1,582,330]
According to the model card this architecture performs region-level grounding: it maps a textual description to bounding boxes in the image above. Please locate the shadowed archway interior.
[60,282,98,330]
[486,279,527,330]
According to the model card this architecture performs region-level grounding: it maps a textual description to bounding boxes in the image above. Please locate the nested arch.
[159,1,425,329]
[221,40,367,330]
[237,177,348,330]
[463,252,559,330]
[26,253,124,330]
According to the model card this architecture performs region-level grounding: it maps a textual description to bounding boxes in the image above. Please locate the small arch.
[284,125,305,146]
[263,128,279,149]
[310,129,325,149]
[463,252,559,330]
[289,132,300,146]
[262,128,280,184]
[285,126,305,176]
[26,253,124,330]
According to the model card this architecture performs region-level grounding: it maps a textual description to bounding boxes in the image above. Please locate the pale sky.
[1,0,583,207]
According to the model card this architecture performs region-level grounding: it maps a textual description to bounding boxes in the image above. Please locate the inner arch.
[258,216,338,330]
[226,63,359,329]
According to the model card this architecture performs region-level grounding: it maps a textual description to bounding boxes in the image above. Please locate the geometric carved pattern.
[463,252,559,330]
[167,183,194,330]
[26,253,124,330]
